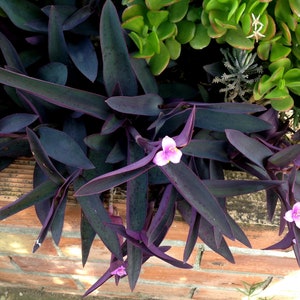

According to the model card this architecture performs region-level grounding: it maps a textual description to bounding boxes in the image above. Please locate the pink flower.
[284,202,300,229]
[110,265,127,277]
[153,136,182,166]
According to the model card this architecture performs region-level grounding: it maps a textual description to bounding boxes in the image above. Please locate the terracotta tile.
[0,233,57,256]
[12,256,108,277]
[0,271,78,290]
[0,255,17,270]
[58,237,111,261]
[201,251,298,275]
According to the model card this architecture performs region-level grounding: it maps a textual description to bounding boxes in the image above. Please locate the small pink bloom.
[284,202,300,229]
[153,136,182,166]
[111,265,127,277]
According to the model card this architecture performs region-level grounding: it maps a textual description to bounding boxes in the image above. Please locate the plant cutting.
[0,0,300,297]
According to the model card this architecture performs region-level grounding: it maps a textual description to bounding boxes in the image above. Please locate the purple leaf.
[173,106,195,147]
[0,180,58,220]
[100,0,137,96]
[196,110,272,133]
[161,161,234,239]
[127,242,143,291]
[74,178,123,261]
[68,37,98,82]
[48,5,69,64]
[264,230,294,250]
[126,141,148,232]
[63,5,93,30]
[81,213,96,267]
[182,139,229,162]
[0,113,38,134]
[75,149,157,196]
[26,127,65,184]
[38,127,94,170]
[106,94,163,116]
[268,144,300,168]
[147,184,176,245]
[0,68,109,120]
[226,129,273,168]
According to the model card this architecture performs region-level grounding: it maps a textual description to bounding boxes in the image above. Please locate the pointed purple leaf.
[0,113,38,134]
[0,180,58,220]
[127,242,143,291]
[0,68,109,120]
[106,94,163,116]
[38,127,94,170]
[100,0,137,96]
[75,150,157,196]
[226,129,273,168]
[161,161,234,239]
[26,127,65,184]
[268,144,300,168]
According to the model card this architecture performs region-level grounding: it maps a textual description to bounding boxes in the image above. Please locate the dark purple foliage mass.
[0,0,299,296]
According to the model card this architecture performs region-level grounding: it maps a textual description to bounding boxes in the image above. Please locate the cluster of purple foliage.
[0,0,300,296]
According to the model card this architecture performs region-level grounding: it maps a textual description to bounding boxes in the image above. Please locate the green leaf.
[176,20,196,44]
[270,43,291,61]
[145,0,178,11]
[147,10,169,28]
[271,95,294,111]
[225,27,254,50]
[165,38,181,60]
[189,23,211,50]
[38,127,94,170]
[284,68,300,95]
[122,15,145,34]
[0,67,109,120]
[0,0,47,32]
[168,0,189,23]
[106,94,163,116]
[149,41,170,75]
[100,0,138,96]
[0,180,59,220]
[161,161,233,239]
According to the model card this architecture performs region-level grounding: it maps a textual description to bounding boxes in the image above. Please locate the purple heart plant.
[0,0,300,296]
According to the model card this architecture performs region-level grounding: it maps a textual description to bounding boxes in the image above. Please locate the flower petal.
[153,150,169,166]
[284,210,294,222]
[161,136,176,151]
[168,149,182,164]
